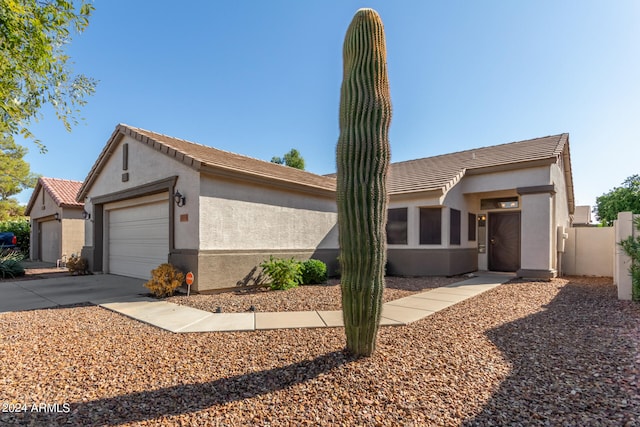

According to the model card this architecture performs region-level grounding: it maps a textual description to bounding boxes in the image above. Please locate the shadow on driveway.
[0,274,148,313]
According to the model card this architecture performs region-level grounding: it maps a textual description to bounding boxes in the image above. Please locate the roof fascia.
[561,137,575,214]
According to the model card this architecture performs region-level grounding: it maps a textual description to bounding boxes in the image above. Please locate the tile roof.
[387,134,570,194]
[25,177,84,215]
[77,124,573,213]
[77,124,337,200]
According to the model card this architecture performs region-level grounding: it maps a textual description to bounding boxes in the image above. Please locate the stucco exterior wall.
[564,227,614,276]
[198,175,338,251]
[61,218,85,259]
[82,134,201,252]
[519,192,553,274]
[461,166,549,194]
[614,212,638,300]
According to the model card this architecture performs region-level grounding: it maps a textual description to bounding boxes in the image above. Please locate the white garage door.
[40,220,60,263]
[107,196,169,279]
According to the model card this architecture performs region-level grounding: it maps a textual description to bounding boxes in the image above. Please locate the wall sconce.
[174,190,186,207]
[82,210,91,220]
[54,212,61,222]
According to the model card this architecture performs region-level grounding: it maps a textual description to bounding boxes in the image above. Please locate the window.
[468,213,477,241]
[480,197,519,210]
[450,208,461,245]
[387,208,408,244]
[419,207,441,244]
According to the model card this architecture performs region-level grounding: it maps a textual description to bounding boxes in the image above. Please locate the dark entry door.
[488,211,520,272]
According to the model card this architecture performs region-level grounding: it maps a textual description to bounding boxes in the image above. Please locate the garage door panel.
[40,220,60,263]
[107,199,169,280]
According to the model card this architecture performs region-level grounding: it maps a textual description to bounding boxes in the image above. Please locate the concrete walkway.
[0,274,147,313]
[98,272,514,333]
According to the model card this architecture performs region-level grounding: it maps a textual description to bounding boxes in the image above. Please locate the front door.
[488,211,520,272]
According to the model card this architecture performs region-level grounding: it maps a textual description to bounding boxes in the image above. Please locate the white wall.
[461,166,549,194]
[614,212,638,300]
[83,134,201,250]
[199,175,338,250]
[520,192,553,271]
[564,227,614,276]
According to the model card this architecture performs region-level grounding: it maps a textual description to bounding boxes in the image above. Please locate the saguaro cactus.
[337,8,391,357]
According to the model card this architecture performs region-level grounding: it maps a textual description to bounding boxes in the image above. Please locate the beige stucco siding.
[461,166,550,194]
[199,176,338,250]
[82,134,201,250]
[61,218,85,258]
[29,186,59,220]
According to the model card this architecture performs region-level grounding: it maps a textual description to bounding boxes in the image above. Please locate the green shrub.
[67,254,89,275]
[144,263,185,297]
[0,218,30,256]
[620,217,640,301]
[260,256,303,290]
[0,251,25,279]
[301,259,327,284]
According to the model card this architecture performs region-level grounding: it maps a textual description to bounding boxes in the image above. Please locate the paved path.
[0,274,147,313]
[98,272,514,333]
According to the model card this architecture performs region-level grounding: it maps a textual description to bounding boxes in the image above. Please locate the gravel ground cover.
[1,276,638,426]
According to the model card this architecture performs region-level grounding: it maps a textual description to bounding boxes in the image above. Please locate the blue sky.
[15,0,640,213]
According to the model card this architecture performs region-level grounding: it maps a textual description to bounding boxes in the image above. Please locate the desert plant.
[0,251,25,279]
[144,263,185,298]
[301,259,327,284]
[260,256,303,290]
[619,216,640,301]
[336,8,391,357]
[67,254,89,275]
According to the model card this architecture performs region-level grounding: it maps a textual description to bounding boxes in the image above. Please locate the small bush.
[301,259,327,284]
[0,251,25,279]
[67,254,89,275]
[620,216,640,301]
[260,256,303,290]
[0,218,30,256]
[144,263,185,297]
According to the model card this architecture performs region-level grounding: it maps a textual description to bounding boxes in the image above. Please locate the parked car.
[0,231,17,249]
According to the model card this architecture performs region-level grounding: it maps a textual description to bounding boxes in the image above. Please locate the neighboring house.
[25,177,85,263]
[77,124,575,291]
[572,205,593,226]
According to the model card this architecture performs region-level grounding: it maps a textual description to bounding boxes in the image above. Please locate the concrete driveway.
[0,274,148,313]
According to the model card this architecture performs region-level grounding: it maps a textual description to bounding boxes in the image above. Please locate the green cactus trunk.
[337,8,391,357]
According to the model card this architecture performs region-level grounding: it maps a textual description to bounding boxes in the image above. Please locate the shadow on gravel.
[463,279,640,426]
[13,350,357,425]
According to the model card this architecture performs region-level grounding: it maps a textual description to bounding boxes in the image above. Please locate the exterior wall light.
[82,210,91,220]
[54,212,61,222]
[174,191,186,207]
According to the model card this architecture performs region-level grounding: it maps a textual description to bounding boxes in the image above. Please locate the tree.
[0,136,38,220]
[336,9,391,357]
[595,175,640,226]
[0,0,97,152]
[270,148,305,170]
